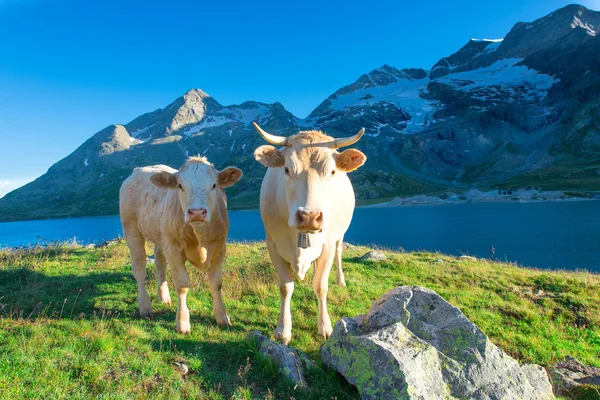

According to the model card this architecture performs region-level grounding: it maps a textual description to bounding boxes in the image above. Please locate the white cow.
[119,156,242,334]
[252,123,366,343]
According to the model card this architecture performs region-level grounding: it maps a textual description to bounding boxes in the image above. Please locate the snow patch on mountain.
[180,104,274,137]
[438,58,558,101]
[131,123,156,138]
[470,38,504,42]
[183,116,235,136]
[474,40,503,58]
[571,15,596,36]
[326,75,438,134]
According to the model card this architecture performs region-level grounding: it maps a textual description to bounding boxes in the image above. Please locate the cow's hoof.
[318,325,333,340]
[217,315,232,327]
[337,280,347,287]
[274,330,292,345]
[177,322,191,335]
[139,309,154,319]
[160,298,172,306]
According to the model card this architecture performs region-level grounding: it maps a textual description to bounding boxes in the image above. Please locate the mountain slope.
[1,4,599,222]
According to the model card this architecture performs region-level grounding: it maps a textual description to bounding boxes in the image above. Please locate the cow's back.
[119,165,177,244]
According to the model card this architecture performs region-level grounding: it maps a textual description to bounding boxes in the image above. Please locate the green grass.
[1,241,599,399]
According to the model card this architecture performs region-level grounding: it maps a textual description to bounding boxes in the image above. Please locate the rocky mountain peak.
[500,4,599,59]
[168,88,223,134]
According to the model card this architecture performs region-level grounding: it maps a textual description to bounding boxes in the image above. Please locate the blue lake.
[0,201,598,272]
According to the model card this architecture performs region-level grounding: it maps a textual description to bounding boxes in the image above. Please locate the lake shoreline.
[361,189,599,208]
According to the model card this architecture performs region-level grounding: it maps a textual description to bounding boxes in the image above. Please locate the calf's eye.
[284,167,290,176]
[178,184,183,190]
[331,170,336,176]
[212,184,217,189]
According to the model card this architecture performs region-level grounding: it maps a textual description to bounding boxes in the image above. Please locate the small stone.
[550,356,600,397]
[247,330,314,387]
[359,250,387,261]
[343,242,357,250]
[172,361,189,376]
[460,255,477,261]
[436,259,444,263]
[97,239,120,248]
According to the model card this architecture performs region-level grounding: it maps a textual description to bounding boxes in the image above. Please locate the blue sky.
[1,0,598,198]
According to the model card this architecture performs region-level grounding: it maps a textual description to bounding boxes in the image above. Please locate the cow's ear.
[218,167,243,188]
[254,145,284,168]
[150,171,178,188]
[335,149,367,172]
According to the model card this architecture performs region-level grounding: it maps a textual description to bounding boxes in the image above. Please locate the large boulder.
[321,286,554,400]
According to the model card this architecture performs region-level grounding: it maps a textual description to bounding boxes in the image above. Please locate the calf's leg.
[266,234,294,345]
[123,227,152,318]
[206,245,231,327]
[155,245,172,305]
[166,248,191,334]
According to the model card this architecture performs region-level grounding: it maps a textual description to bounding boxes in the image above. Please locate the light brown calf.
[119,156,242,334]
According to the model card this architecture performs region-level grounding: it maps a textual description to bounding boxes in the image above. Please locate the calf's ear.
[254,145,284,168]
[150,171,178,188]
[218,167,243,188]
[335,149,367,172]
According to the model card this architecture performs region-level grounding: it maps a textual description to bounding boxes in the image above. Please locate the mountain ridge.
[1,3,599,222]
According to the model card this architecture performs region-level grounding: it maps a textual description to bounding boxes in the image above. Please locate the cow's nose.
[187,208,208,222]
[295,209,323,231]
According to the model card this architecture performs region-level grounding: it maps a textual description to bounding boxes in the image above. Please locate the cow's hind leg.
[266,233,294,345]
[166,247,191,334]
[207,244,231,327]
[155,245,172,305]
[335,238,346,287]
[123,226,152,318]
[314,243,336,339]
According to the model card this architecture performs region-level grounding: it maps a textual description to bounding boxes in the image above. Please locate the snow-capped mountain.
[1,4,599,221]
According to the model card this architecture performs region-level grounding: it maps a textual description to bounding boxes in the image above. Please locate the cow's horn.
[327,128,365,149]
[252,122,288,146]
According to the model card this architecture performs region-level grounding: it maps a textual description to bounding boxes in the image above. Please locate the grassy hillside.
[0,241,599,399]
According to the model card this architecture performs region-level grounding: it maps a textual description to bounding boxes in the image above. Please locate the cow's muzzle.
[187,208,209,223]
[294,208,324,233]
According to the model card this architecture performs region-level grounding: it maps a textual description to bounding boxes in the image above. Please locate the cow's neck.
[181,223,209,266]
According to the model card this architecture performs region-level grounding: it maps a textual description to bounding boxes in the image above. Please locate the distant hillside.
[1,4,599,221]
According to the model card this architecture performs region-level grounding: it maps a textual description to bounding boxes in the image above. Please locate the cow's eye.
[177,183,183,191]
[331,170,336,176]
[284,167,290,176]
[212,184,217,189]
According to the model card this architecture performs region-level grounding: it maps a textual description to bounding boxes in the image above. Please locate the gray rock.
[247,330,315,387]
[550,357,600,397]
[97,239,120,248]
[459,255,477,261]
[172,361,189,376]
[360,250,387,262]
[321,286,554,400]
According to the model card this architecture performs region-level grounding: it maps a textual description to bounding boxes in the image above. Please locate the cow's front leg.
[154,245,172,305]
[207,245,231,327]
[314,244,336,339]
[166,248,191,334]
[266,235,294,345]
[123,228,153,318]
[335,238,346,287]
